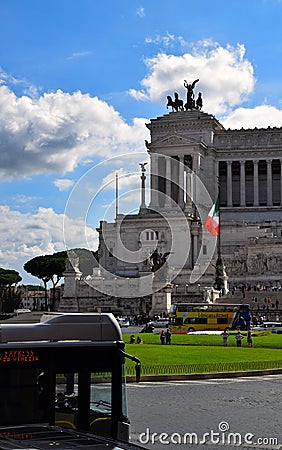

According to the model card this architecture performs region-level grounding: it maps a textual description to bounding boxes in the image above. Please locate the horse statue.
[196,92,203,110]
[166,92,184,112]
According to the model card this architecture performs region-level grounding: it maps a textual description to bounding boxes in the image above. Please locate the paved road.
[127,375,282,449]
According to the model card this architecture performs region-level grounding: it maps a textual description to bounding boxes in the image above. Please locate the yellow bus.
[169,303,251,332]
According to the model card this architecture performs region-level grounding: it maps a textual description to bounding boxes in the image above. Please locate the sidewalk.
[126,367,282,382]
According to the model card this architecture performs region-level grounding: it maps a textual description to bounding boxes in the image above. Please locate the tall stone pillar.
[139,163,147,211]
[215,160,219,199]
[253,160,259,206]
[165,156,172,208]
[240,160,246,207]
[60,257,82,312]
[191,154,200,209]
[267,159,273,206]
[149,153,159,208]
[178,155,185,208]
[150,281,173,316]
[191,222,200,265]
[227,161,233,207]
[185,167,192,211]
[280,159,282,207]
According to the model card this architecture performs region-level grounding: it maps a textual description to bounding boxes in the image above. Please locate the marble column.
[227,161,232,207]
[149,153,159,208]
[240,160,246,207]
[191,154,200,208]
[178,155,185,208]
[185,167,192,210]
[215,160,219,199]
[165,156,172,208]
[280,159,282,207]
[253,160,259,206]
[267,159,272,206]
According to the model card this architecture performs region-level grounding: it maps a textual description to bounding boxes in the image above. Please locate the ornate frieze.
[214,129,282,150]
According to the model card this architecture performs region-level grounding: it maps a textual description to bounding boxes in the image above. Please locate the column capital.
[226,160,232,166]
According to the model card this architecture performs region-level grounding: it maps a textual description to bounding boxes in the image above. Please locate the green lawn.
[124,331,282,348]
[124,332,282,372]
[125,343,282,366]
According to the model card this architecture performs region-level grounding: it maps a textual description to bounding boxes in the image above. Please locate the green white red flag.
[205,197,219,236]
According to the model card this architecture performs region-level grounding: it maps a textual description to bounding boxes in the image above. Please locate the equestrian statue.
[166,79,203,112]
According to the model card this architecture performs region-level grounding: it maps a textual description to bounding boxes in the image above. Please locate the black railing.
[126,360,282,376]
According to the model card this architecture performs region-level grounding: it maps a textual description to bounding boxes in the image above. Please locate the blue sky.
[1,0,282,285]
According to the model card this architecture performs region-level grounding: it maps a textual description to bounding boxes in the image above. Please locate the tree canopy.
[23,249,99,309]
[24,253,67,309]
[0,268,22,314]
[0,268,22,287]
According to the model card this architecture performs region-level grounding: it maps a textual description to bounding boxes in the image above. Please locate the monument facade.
[61,86,282,313]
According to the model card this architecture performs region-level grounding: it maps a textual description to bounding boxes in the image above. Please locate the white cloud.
[136,7,145,17]
[145,32,186,48]
[66,51,93,60]
[221,105,282,129]
[102,168,140,191]
[12,194,39,204]
[54,178,75,191]
[0,84,149,180]
[0,205,98,282]
[128,41,255,115]
[0,66,39,98]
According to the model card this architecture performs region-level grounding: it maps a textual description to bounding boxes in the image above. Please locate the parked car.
[252,321,282,331]
[14,308,31,315]
[149,318,169,328]
[117,317,130,328]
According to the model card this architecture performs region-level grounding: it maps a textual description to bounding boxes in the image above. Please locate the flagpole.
[215,175,228,295]
[217,175,221,256]
[115,172,119,220]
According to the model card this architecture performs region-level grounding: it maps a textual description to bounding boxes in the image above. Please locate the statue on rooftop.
[167,92,184,112]
[196,92,203,110]
[184,79,199,110]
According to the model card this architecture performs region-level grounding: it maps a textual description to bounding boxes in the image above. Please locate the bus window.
[55,372,114,437]
[217,318,228,324]
[184,318,208,325]
[0,366,47,425]
[175,317,184,326]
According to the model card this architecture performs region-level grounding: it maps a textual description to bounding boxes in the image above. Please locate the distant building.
[61,108,282,313]
[18,285,63,311]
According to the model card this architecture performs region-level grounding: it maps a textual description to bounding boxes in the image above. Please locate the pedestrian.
[160,330,165,345]
[165,327,171,345]
[130,334,135,344]
[221,329,229,346]
[247,330,253,348]
[235,331,244,347]
[136,336,143,344]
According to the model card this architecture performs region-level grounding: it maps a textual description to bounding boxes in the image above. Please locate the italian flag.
[205,197,219,236]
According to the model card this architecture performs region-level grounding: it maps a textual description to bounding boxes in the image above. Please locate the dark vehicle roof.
[0,425,146,449]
